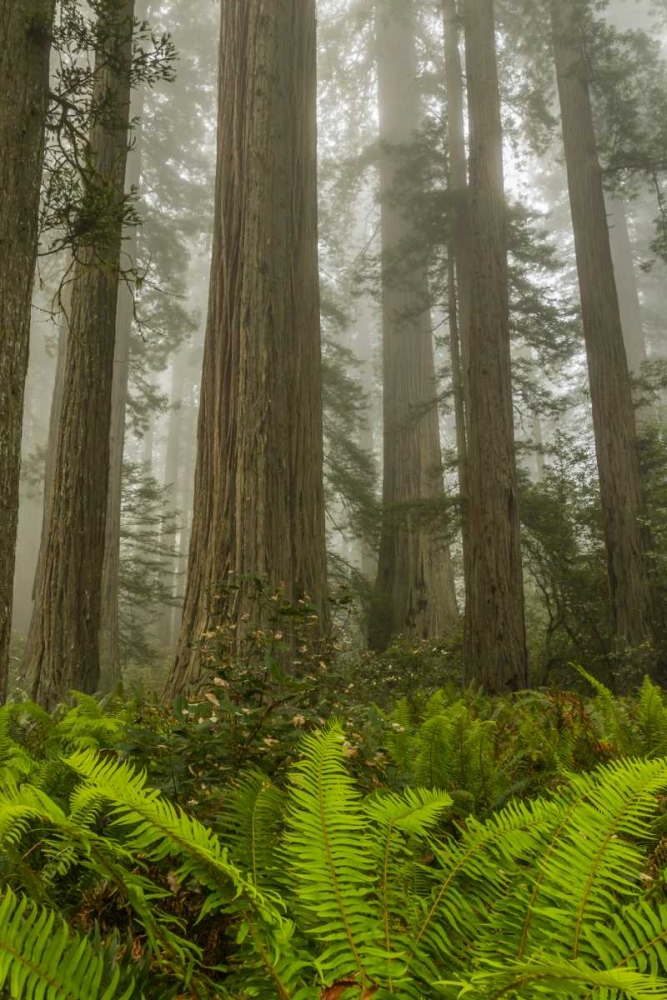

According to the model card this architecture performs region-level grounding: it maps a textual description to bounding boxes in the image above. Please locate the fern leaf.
[0,886,136,999]
[220,770,285,886]
[64,749,306,997]
[446,957,667,999]
[283,723,390,989]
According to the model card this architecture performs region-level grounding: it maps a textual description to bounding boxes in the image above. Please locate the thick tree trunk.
[28,0,135,709]
[165,0,328,697]
[551,0,657,653]
[443,0,472,577]
[463,0,528,692]
[369,0,458,650]
[0,0,55,702]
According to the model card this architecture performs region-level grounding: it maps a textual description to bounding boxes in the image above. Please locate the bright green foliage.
[1,707,667,998]
[282,725,453,992]
[384,691,503,815]
[218,770,285,888]
[0,886,135,999]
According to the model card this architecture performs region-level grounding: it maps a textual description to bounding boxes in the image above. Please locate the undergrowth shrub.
[2,714,667,998]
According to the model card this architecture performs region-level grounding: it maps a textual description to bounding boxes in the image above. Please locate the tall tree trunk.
[606,196,647,378]
[170,382,197,643]
[447,255,469,526]
[98,240,134,690]
[99,88,144,691]
[369,0,458,650]
[32,310,68,603]
[0,0,56,702]
[443,0,472,579]
[157,347,188,649]
[165,0,328,697]
[551,0,657,654]
[463,0,528,692]
[356,306,379,583]
[28,0,135,709]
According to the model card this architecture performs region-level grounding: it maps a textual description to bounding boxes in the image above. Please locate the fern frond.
[574,664,633,753]
[637,679,667,759]
[414,796,559,967]
[584,898,667,981]
[220,770,285,886]
[283,723,391,989]
[65,749,280,921]
[365,787,451,957]
[446,957,667,998]
[0,886,136,999]
[384,698,416,775]
[520,757,667,960]
[414,714,451,790]
[52,693,124,751]
[65,749,307,997]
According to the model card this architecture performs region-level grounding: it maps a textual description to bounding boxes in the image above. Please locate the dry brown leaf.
[320,980,357,1000]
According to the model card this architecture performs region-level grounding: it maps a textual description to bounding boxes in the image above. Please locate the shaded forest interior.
[4,0,667,996]
[5,0,667,703]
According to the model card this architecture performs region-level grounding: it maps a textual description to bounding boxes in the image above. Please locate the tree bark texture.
[166,0,328,697]
[369,0,458,650]
[0,0,56,702]
[463,0,528,692]
[551,0,657,652]
[28,0,135,709]
[32,305,68,604]
[443,0,472,582]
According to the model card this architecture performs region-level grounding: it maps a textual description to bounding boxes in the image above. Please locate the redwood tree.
[551,0,657,653]
[463,0,528,691]
[28,0,135,708]
[166,0,328,696]
[369,0,458,650]
[0,0,56,702]
[443,0,472,583]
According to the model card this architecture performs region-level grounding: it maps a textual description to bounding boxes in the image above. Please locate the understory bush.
[2,685,667,998]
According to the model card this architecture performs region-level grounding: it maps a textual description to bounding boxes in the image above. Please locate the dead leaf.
[321,980,357,1000]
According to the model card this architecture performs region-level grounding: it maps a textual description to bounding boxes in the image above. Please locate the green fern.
[0,886,136,999]
[443,958,667,998]
[364,786,452,963]
[443,757,667,999]
[64,749,306,998]
[283,723,384,988]
[637,678,667,758]
[574,664,634,753]
[219,770,285,887]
